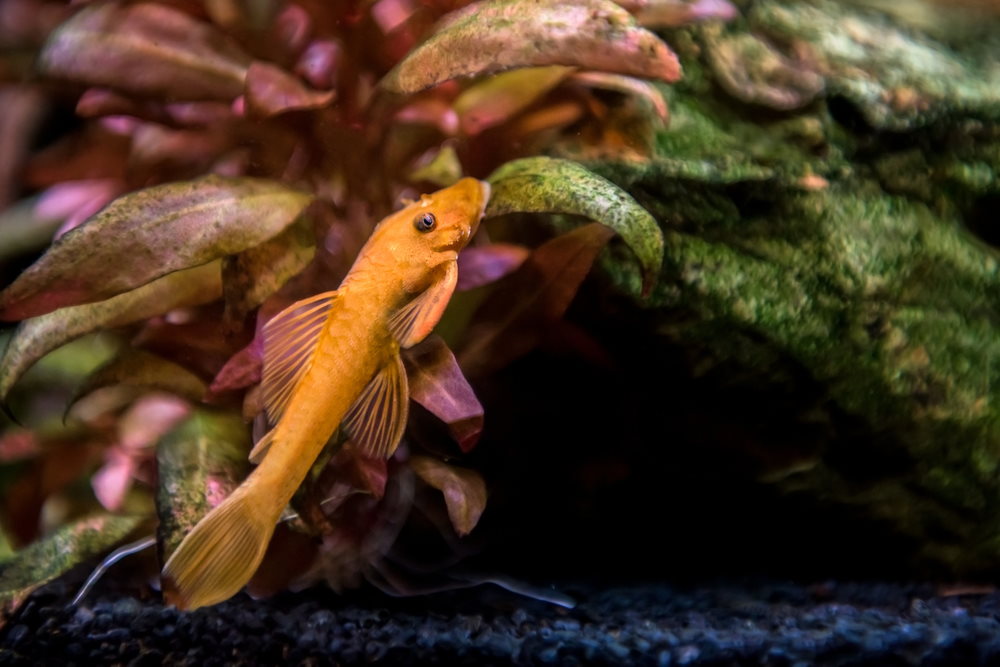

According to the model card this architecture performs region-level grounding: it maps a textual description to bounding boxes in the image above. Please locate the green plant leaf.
[67,349,208,419]
[155,409,249,561]
[485,156,663,296]
[0,176,312,321]
[0,262,221,404]
[0,514,143,628]
[39,2,251,101]
[379,0,681,94]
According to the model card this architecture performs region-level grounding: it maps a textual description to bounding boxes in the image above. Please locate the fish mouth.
[472,179,491,236]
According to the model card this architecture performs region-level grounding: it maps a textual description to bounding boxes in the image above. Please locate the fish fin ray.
[388,262,457,348]
[262,291,337,424]
[161,488,275,610]
[248,428,276,464]
[343,353,408,459]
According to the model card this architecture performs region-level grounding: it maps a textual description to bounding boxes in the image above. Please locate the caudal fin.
[162,488,276,610]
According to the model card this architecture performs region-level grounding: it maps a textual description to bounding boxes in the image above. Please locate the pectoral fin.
[261,291,337,427]
[388,261,457,348]
[342,353,408,459]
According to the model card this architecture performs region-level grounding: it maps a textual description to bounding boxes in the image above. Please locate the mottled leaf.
[68,349,207,418]
[222,219,316,332]
[403,335,484,451]
[454,66,573,135]
[0,176,311,321]
[459,223,615,375]
[0,262,221,403]
[410,456,487,536]
[244,61,336,119]
[0,514,143,629]
[39,2,251,101]
[379,0,681,95]
[457,243,530,290]
[486,156,662,296]
[156,409,249,560]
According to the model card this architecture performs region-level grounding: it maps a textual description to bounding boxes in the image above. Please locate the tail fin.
[162,487,276,610]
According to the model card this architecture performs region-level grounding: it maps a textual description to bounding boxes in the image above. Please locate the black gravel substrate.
[4,578,1000,665]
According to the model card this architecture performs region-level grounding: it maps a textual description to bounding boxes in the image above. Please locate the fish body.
[162,178,491,610]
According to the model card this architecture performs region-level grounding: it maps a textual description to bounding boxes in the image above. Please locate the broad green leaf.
[155,409,249,560]
[67,349,208,418]
[0,262,221,403]
[454,66,573,135]
[410,456,487,536]
[379,0,681,95]
[39,3,251,101]
[409,145,464,187]
[0,514,143,628]
[486,156,663,296]
[459,223,615,375]
[0,176,312,321]
[222,220,316,332]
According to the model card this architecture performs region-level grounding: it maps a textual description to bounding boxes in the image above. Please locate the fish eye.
[414,212,436,233]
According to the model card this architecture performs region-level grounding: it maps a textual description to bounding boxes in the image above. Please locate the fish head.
[377,177,490,266]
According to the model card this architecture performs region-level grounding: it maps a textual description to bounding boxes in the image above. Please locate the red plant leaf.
[244,61,336,119]
[39,2,252,101]
[0,429,39,464]
[458,223,615,375]
[207,339,263,398]
[295,39,341,90]
[457,243,530,291]
[0,176,311,321]
[403,335,484,452]
[410,455,487,536]
[379,0,681,94]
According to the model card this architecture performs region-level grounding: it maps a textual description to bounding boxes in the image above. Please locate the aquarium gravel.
[4,579,1000,665]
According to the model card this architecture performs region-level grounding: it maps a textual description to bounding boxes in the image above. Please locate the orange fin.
[161,487,275,610]
[342,353,408,459]
[388,261,457,348]
[261,291,337,425]
[248,428,275,465]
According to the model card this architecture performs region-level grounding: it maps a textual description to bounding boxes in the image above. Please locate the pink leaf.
[457,243,530,291]
[295,39,341,90]
[91,448,136,512]
[39,3,252,101]
[454,66,572,136]
[403,335,484,452]
[379,0,681,94]
[244,61,336,119]
[410,455,487,536]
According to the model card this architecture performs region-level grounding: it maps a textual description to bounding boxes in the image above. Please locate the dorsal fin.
[261,291,337,426]
[388,261,457,349]
[342,353,408,459]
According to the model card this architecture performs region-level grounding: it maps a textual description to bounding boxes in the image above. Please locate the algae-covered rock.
[576,0,1000,575]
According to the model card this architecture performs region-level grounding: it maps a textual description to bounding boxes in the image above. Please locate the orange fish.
[162,178,491,610]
